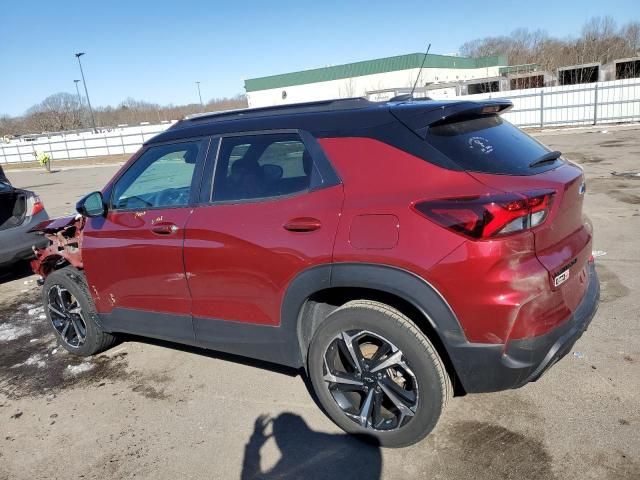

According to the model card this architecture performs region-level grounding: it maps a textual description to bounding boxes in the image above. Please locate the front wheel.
[307,300,451,447]
[42,266,117,356]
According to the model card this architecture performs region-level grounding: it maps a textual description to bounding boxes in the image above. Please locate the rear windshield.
[425,115,560,175]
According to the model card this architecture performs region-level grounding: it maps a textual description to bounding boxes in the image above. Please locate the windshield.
[426,115,562,175]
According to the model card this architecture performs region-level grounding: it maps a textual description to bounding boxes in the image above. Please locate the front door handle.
[283,217,322,232]
[151,223,179,235]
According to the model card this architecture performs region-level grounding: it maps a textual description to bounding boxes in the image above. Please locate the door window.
[112,141,203,210]
[212,133,316,202]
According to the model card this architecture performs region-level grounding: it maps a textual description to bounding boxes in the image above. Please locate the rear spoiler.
[390,99,513,139]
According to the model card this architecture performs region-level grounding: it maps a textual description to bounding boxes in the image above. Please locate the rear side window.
[212,133,317,202]
[426,115,559,175]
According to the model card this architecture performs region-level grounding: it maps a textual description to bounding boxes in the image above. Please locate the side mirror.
[76,191,106,217]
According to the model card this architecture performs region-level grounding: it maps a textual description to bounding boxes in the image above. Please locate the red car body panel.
[319,137,592,344]
[183,185,344,325]
[81,208,193,315]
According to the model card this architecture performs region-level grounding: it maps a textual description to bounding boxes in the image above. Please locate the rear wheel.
[308,300,451,447]
[42,266,117,356]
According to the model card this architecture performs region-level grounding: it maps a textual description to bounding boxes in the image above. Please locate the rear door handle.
[151,223,179,235]
[283,217,322,232]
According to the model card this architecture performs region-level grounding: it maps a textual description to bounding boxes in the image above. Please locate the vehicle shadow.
[240,413,381,480]
[0,261,35,286]
[121,334,301,378]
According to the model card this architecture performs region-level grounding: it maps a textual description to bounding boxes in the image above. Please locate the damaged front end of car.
[30,215,85,280]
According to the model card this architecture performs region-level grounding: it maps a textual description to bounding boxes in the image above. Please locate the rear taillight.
[31,195,44,216]
[413,190,555,239]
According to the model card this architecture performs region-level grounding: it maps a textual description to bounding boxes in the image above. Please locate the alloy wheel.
[322,330,419,431]
[47,285,87,348]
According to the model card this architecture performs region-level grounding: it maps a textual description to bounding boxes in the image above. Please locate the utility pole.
[195,81,204,110]
[75,52,97,132]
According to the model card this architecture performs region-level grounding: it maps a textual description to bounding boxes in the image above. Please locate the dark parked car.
[32,98,599,447]
[0,164,49,268]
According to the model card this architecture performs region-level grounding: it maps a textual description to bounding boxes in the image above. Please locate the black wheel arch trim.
[281,262,469,369]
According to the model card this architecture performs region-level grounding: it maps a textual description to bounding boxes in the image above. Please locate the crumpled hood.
[29,214,83,234]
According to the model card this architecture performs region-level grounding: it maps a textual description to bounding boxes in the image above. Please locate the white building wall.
[247,66,503,107]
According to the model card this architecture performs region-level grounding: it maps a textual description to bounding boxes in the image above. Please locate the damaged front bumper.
[30,215,85,277]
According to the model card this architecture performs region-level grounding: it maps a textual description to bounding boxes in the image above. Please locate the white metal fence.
[0,122,174,164]
[441,78,640,128]
[2,77,640,164]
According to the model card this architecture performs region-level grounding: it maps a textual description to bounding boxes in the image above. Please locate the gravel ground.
[1,126,639,480]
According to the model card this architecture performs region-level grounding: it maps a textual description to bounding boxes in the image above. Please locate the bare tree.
[460,16,639,74]
[339,78,357,98]
[2,94,248,136]
[23,93,83,133]
[621,21,640,53]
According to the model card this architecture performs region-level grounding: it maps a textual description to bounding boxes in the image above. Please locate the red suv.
[32,98,599,447]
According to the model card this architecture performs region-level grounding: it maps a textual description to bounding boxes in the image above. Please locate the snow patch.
[66,362,95,375]
[0,324,32,342]
[28,306,44,316]
[12,353,46,369]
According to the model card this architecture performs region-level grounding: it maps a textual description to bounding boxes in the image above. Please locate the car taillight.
[413,190,555,239]
[31,195,44,216]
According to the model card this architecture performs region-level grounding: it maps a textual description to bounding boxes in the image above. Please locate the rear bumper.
[449,262,600,393]
[0,211,49,266]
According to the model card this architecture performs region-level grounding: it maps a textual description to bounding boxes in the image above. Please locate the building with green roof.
[245,52,508,107]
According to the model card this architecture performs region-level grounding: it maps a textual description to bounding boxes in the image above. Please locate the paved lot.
[1,126,639,480]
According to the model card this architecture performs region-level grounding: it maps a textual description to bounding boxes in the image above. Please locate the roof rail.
[179,97,373,126]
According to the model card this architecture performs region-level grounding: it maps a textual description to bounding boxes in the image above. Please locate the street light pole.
[73,79,84,127]
[73,79,83,105]
[195,81,203,110]
[75,52,97,132]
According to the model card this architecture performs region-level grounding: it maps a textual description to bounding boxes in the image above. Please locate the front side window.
[112,140,202,210]
[212,133,315,202]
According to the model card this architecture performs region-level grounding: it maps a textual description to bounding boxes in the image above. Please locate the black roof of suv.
[148,97,513,149]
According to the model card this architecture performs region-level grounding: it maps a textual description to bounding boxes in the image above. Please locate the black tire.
[308,300,452,448]
[42,266,117,356]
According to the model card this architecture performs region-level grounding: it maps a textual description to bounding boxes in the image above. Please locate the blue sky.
[1,0,638,116]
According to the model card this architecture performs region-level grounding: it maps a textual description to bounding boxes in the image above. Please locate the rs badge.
[554,270,570,287]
